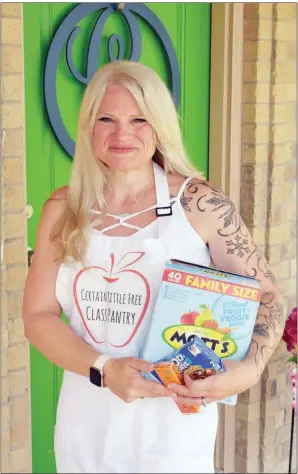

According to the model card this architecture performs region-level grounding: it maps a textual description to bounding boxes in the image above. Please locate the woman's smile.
[109,146,137,154]
[92,85,156,171]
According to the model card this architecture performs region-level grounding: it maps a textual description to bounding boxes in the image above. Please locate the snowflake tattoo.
[226,235,250,258]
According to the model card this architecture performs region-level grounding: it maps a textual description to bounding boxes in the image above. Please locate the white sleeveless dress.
[54,163,218,473]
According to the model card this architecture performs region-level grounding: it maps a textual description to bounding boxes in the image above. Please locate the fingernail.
[171,393,177,399]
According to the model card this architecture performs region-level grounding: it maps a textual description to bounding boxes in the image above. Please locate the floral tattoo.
[183,179,285,378]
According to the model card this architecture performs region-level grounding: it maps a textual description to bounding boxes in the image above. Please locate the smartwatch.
[90,354,112,387]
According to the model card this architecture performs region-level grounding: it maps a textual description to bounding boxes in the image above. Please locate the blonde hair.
[52,61,205,262]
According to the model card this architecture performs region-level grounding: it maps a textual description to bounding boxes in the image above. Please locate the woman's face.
[92,85,156,172]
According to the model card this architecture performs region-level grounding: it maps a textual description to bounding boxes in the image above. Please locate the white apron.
[54,163,218,473]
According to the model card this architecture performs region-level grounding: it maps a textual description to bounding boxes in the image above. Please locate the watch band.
[92,354,113,375]
[90,354,113,388]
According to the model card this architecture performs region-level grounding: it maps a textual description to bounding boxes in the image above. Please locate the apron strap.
[90,162,172,236]
[153,162,172,237]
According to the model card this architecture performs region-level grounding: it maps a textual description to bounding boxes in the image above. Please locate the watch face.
[90,367,102,387]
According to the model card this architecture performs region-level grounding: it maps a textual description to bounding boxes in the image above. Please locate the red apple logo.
[180,311,199,325]
[73,252,150,347]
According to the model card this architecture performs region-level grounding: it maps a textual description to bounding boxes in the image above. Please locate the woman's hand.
[103,357,177,403]
[167,360,259,406]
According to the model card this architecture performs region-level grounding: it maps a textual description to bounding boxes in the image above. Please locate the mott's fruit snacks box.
[142,336,225,414]
[141,260,262,405]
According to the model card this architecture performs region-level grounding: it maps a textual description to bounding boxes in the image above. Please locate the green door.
[23,3,211,472]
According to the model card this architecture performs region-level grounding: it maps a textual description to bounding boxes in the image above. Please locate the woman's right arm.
[22,191,99,377]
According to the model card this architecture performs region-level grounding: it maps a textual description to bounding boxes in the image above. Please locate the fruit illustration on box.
[194,304,213,326]
[179,304,231,334]
[203,319,219,330]
[218,327,232,334]
[180,310,199,325]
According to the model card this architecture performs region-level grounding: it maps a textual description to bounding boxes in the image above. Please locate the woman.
[23,61,285,473]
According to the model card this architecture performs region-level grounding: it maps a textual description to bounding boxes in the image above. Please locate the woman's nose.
[114,121,132,137]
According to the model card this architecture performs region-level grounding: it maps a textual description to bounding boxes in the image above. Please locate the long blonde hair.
[52,61,205,262]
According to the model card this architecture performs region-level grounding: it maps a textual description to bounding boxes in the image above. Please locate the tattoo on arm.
[250,339,277,379]
[253,323,270,338]
[187,182,277,279]
[169,194,177,208]
[250,295,284,377]
[180,192,193,212]
[185,180,286,377]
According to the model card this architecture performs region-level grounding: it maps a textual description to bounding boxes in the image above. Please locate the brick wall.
[0,3,32,473]
[237,3,296,473]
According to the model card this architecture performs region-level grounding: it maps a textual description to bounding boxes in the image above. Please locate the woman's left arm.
[169,182,285,404]
[204,185,285,380]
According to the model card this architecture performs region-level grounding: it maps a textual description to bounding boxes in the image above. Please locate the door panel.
[23,3,210,472]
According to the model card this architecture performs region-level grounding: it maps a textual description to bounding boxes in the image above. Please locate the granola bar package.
[142,336,225,414]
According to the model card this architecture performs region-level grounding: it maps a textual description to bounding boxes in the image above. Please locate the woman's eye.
[98,117,112,123]
[133,118,146,123]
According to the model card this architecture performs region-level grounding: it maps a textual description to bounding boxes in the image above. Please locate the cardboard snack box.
[141,260,262,405]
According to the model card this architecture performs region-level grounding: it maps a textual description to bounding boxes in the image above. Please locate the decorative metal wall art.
[44,2,180,158]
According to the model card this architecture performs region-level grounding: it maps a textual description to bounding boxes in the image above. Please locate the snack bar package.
[141,260,262,405]
[142,336,225,414]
